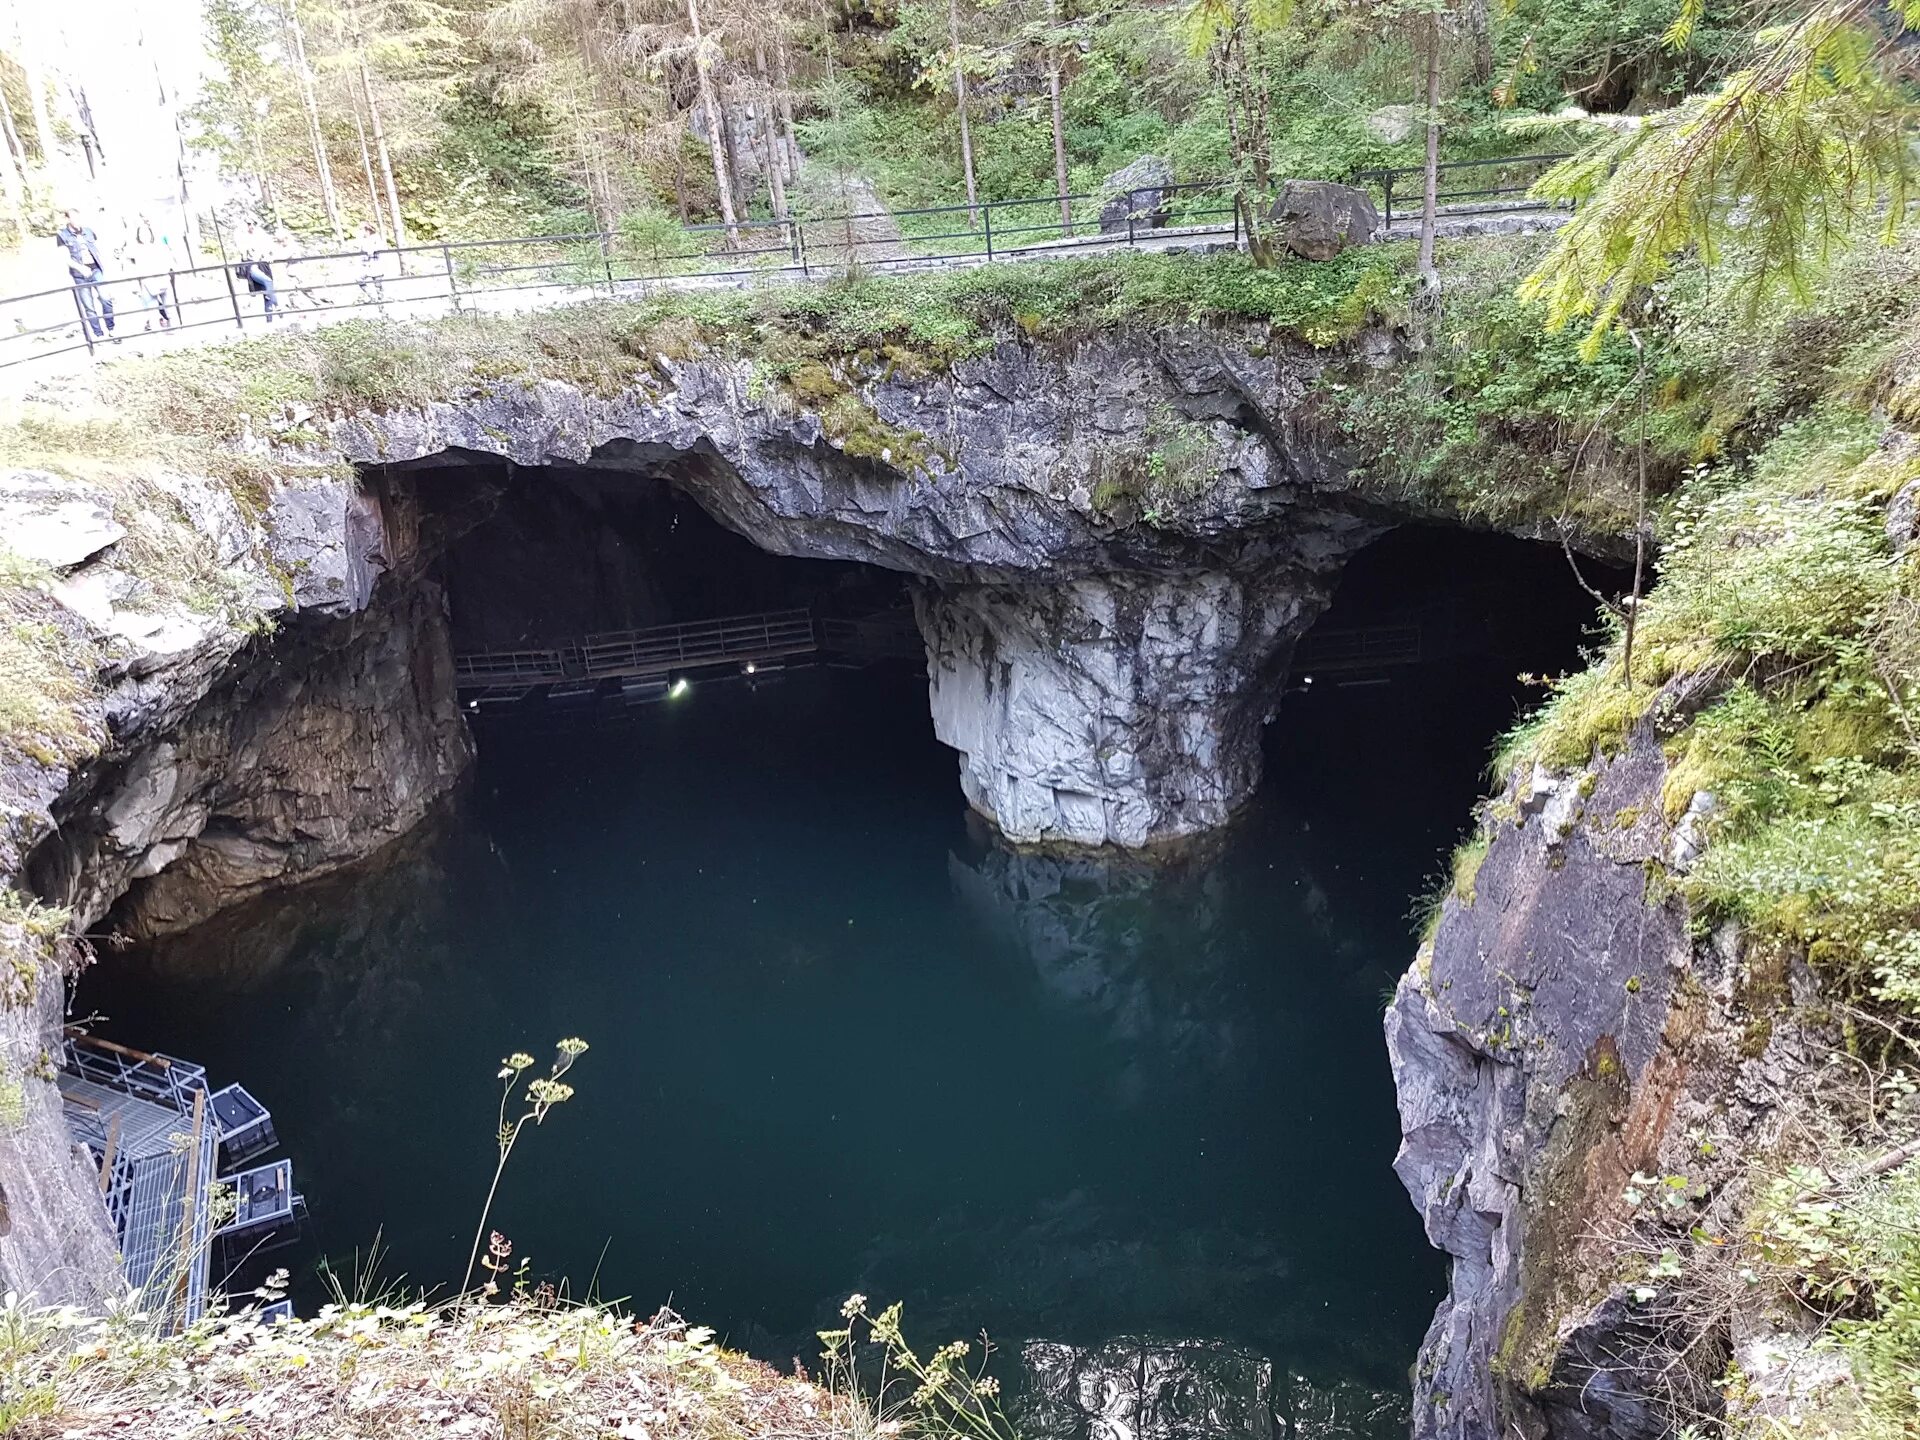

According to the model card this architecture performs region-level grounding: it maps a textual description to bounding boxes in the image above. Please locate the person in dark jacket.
[237,218,278,319]
[55,210,116,340]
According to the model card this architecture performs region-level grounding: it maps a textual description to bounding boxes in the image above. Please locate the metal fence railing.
[1,179,1240,376]
[1,160,1572,375]
[63,1032,210,1117]
[1355,152,1572,228]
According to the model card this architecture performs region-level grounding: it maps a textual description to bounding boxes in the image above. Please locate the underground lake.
[72,520,1609,1436]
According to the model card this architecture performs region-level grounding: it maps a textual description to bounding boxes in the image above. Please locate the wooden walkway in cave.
[452,606,1428,704]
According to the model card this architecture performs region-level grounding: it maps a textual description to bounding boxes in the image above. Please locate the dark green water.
[78,533,1600,1429]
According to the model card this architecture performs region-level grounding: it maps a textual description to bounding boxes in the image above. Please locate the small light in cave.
[1303,675,1314,685]
[744,662,756,675]
[669,678,691,699]
[467,700,479,711]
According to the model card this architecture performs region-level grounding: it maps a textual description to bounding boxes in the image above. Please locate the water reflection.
[79,670,1434,1439]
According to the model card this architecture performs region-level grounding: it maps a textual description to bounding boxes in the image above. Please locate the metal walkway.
[455,606,1429,706]
[454,606,921,701]
[59,1033,295,1327]
[60,1038,219,1326]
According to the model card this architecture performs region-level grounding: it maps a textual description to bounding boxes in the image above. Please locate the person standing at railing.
[55,209,117,343]
[235,218,278,321]
[125,219,175,330]
[353,221,387,311]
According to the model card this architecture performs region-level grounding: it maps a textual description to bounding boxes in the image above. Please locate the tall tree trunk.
[1417,10,1443,290]
[251,123,281,224]
[1462,0,1493,81]
[283,0,344,241]
[353,97,387,239]
[720,106,750,219]
[0,86,30,241]
[0,107,26,243]
[755,44,789,221]
[773,37,802,180]
[687,0,740,242]
[348,0,407,248]
[0,86,26,169]
[949,0,980,224]
[21,33,56,165]
[1047,0,1070,235]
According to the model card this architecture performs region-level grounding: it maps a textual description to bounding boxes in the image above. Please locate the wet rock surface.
[1018,1337,1275,1440]
[1384,727,1821,1440]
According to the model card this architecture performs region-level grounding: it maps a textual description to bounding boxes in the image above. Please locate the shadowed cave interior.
[73,458,1620,1431]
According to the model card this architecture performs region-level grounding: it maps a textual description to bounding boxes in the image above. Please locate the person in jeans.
[126,219,174,329]
[55,210,116,341]
[236,218,278,320]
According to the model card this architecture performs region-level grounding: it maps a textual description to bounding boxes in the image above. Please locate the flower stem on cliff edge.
[462,1037,590,1300]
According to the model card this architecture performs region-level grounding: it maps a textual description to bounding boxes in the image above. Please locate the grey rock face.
[0,935,125,1314]
[918,572,1323,847]
[328,329,1388,847]
[0,459,466,1309]
[1099,155,1178,234]
[0,471,126,568]
[101,582,472,939]
[1887,476,1920,555]
[267,480,392,613]
[1271,182,1380,261]
[1383,731,1813,1440]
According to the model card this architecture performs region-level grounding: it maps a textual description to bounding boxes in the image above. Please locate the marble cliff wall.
[3,310,1695,1440]
[0,462,465,1307]
[321,329,1401,847]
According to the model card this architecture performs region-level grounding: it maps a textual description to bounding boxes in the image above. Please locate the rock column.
[914,572,1326,849]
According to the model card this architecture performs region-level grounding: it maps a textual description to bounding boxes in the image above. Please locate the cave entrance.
[74,512,1611,1438]
[402,456,917,714]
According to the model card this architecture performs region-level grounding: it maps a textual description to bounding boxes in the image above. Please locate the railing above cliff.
[1355,152,1572,227]
[0,180,1241,376]
[0,156,1573,378]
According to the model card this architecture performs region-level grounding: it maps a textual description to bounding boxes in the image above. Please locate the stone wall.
[1385,727,1823,1440]
[0,462,471,1307]
[917,573,1324,847]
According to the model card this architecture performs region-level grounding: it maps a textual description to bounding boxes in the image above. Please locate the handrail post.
[983,203,993,261]
[1127,188,1136,246]
[797,222,809,278]
[71,284,95,355]
[1382,173,1394,228]
[166,270,180,332]
[222,260,245,332]
[443,244,459,314]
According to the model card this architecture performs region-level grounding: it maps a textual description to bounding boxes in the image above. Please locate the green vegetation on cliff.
[1492,233,1920,1437]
